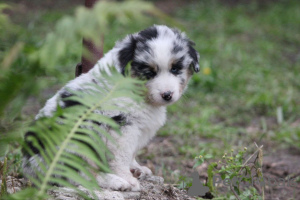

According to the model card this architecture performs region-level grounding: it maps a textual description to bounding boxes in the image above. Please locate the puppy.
[22,25,200,192]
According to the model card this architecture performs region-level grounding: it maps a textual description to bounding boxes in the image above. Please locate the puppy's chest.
[131,106,166,141]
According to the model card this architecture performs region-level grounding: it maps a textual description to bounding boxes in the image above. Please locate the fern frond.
[31,1,157,70]
[20,70,145,199]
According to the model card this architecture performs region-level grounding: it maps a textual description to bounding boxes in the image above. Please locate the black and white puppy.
[22,25,200,191]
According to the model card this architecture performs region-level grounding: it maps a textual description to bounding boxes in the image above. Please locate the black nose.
[161,91,173,101]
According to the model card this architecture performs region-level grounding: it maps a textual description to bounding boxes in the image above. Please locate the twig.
[238,145,263,174]
[230,182,241,200]
[253,182,261,194]
[256,143,264,200]
[290,172,300,180]
[12,177,15,193]
[0,157,7,197]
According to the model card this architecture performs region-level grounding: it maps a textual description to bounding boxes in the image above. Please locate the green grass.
[156,0,300,189]
[161,0,300,150]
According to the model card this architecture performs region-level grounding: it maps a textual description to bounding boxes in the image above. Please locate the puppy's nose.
[161,91,173,101]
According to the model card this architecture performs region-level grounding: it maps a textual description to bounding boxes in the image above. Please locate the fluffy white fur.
[22,25,200,191]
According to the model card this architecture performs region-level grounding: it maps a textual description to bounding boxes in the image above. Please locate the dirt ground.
[142,136,300,199]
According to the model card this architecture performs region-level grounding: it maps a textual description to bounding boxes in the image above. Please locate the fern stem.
[37,82,121,197]
[0,157,7,197]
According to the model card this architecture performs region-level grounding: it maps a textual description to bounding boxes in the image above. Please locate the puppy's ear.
[188,41,200,73]
[117,35,137,75]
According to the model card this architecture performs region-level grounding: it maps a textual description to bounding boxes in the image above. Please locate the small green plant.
[193,150,213,169]
[177,150,212,190]
[206,144,264,200]
[177,175,193,190]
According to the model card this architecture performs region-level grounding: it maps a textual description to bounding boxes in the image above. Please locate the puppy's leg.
[98,126,141,191]
[110,163,140,191]
[130,158,152,179]
[96,155,140,191]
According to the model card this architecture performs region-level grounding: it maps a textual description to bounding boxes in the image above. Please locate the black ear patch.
[188,42,200,73]
[118,35,137,75]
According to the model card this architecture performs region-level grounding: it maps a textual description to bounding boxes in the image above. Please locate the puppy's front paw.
[130,166,152,179]
[111,177,132,191]
[97,174,129,191]
[140,166,152,176]
[126,176,141,191]
[97,173,140,191]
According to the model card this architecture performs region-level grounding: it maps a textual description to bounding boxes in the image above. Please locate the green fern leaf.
[20,70,144,199]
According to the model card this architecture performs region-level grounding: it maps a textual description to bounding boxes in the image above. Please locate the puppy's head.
[115,25,200,106]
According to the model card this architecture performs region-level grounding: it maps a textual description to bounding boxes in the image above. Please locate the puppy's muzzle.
[161,91,173,101]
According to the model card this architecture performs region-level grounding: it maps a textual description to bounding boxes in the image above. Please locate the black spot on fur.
[180,77,186,85]
[92,79,98,84]
[83,119,103,129]
[171,28,183,38]
[132,26,158,59]
[90,120,102,127]
[118,36,137,75]
[23,131,45,156]
[73,131,102,160]
[49,160,79,186]
[60,91,81,108]
[135,42,152,56]
[63,154,80,170]
[64,162,80,173]
[111,114,128,126]
[172,43,183,54]
[131,61,157,80]
[138,27,158,41]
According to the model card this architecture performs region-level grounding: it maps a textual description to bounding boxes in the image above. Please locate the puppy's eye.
[144,70,157,79]
[170,64,182,75]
